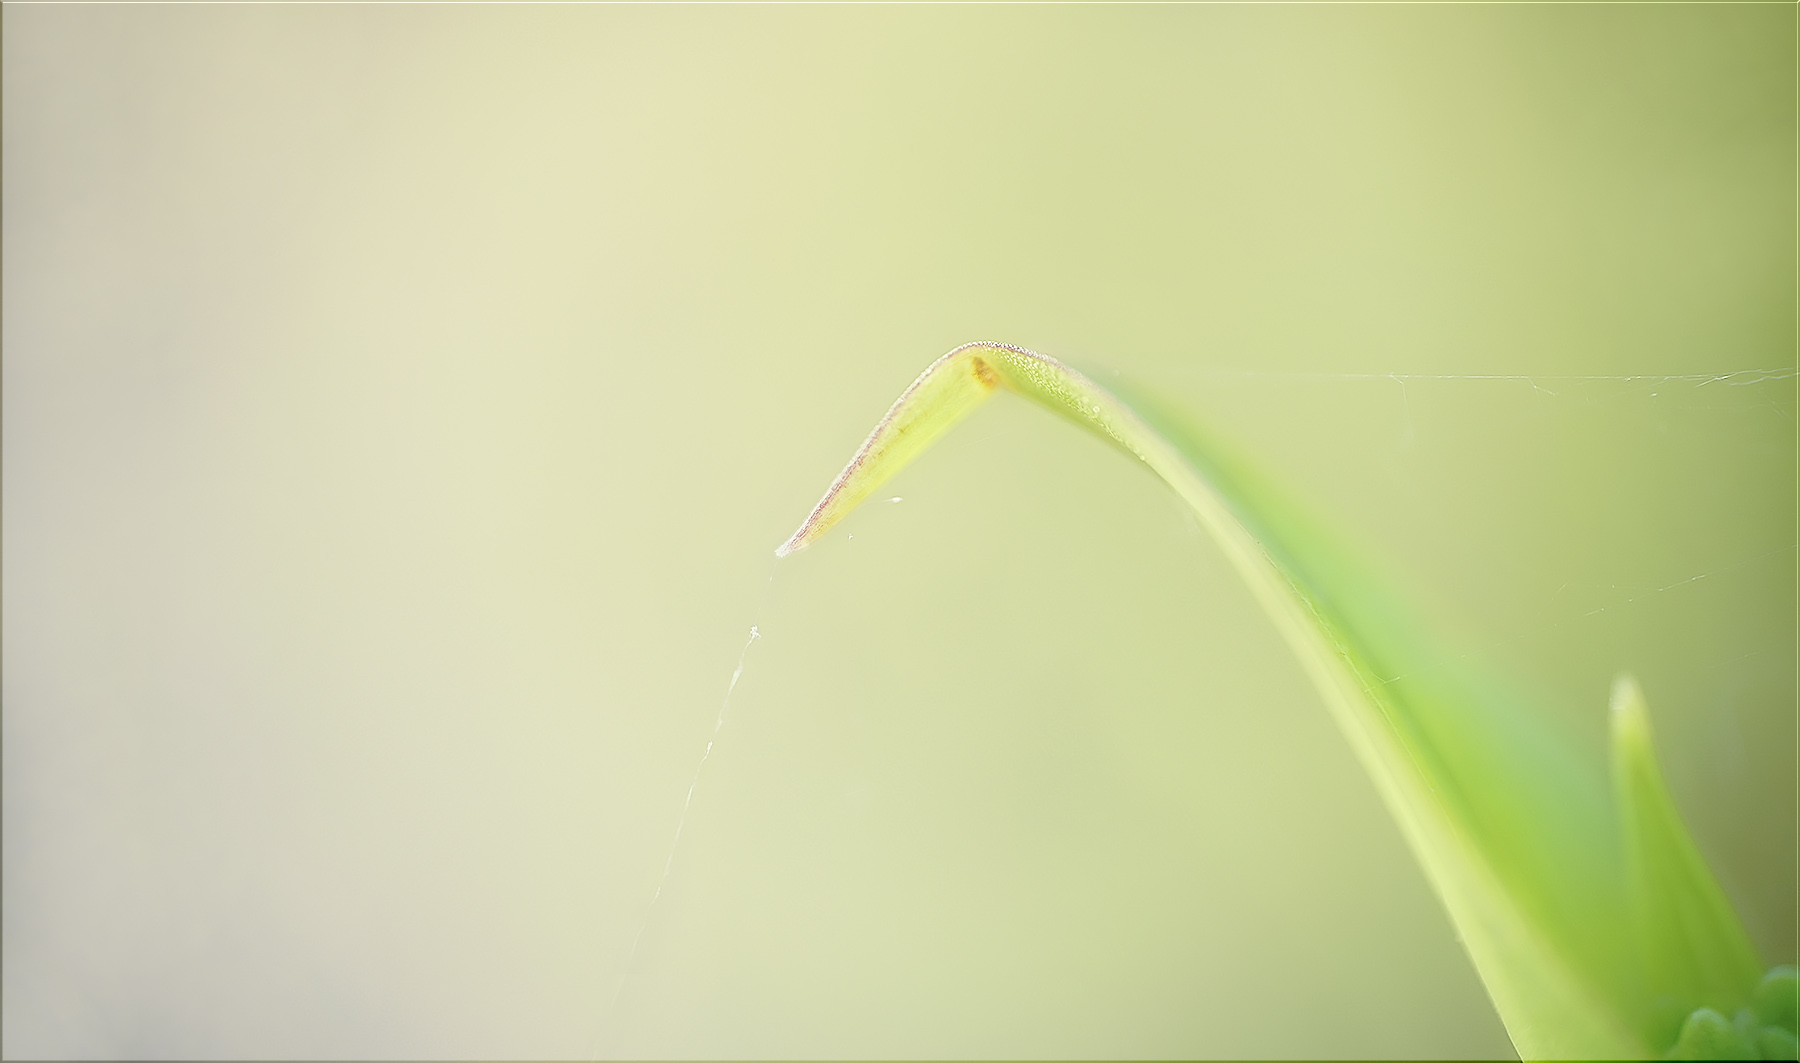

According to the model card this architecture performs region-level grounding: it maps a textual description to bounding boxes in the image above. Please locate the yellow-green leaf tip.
[776,342,1007,557]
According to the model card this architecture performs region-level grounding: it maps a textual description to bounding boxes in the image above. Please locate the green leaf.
[777,349,999,558]
[778,343,1768,1059]
[1611,675,1764,1048]
[1754,967,1800,1035]
[1666,1008,1757,1061]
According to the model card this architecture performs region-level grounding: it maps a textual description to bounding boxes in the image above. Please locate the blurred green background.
[3,5,1793,1059]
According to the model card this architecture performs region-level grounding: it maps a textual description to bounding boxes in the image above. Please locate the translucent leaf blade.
[1611,675,1764,1047]
[777,343,1767,1060]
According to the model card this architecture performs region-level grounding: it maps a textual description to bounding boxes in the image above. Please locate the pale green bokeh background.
[3,6,1793,1059]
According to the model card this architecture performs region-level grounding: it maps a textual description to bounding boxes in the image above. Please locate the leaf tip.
[1609,671,1643,713]
[1609,672,1651,743]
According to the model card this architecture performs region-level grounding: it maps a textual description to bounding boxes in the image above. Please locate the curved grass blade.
[777,342,1768,1059]
[777,347,999,558]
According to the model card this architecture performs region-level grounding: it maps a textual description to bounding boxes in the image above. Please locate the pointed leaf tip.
[776,344,1004,555]
[774,344,1772,1060]
[1611,672,1763,1049]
